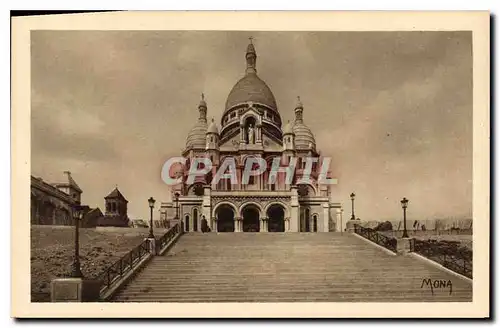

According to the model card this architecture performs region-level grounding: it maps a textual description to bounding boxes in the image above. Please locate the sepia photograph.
[11,11,490,318]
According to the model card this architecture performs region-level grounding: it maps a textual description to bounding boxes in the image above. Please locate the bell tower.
[102,186,129,227]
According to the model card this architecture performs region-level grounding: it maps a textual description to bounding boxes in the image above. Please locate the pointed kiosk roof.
[105,187,128,202]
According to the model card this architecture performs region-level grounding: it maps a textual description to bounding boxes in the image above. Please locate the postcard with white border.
[11,11,490,318]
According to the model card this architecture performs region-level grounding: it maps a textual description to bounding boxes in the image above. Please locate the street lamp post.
[148,197,156,238]
[71,204,84,278]
[350,192,356,220]
[401,197,409,238]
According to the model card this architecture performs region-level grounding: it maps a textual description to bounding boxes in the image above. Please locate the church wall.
[180,202,203,232]
[31,183,75,226]
[172,41,343,234]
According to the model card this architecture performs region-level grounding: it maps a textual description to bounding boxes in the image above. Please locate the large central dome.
[223,40,278,115]
[224,73,278,113]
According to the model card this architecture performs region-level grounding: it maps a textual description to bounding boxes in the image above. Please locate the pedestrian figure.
[201,216,208,233]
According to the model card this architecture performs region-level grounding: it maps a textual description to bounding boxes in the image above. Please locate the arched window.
[184,214,190,232]
[305,208,311,232]
[193,208,198,232]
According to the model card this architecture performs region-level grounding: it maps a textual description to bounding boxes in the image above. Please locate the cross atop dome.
[199,92,207,109]
[296,96,302,106]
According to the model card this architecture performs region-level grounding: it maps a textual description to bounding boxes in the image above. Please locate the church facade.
[160,40,342,233]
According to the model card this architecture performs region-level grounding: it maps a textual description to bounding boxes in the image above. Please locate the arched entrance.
[184,214,190,232]
[216,204,235,232]
[267,204,285,232]
[312,214,318,232]
[242,204,260,232]
[300,207,311,232]
[193,208,199,232]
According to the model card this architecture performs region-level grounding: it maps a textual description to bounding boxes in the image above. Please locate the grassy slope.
[31,226,165,302]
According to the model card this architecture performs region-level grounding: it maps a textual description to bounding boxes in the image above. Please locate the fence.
[354,224,398,253]
[97,238,152,296]
[410,238,472,279]
[97,223,183,298]
[157,223,182,253]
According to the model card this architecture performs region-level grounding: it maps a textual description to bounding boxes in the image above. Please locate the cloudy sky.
[31,31,472,222]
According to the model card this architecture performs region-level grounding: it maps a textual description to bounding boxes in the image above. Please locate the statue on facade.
[247,124,255,144]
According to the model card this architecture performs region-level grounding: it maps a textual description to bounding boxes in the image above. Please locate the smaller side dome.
[293,123,316,150]
[207,118,219,134]
[185,93,209,149]
[186,122,208,149]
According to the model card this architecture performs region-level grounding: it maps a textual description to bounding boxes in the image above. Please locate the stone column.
[335,208,342,232]
[236,167,242,191]
[396,238,412,255]
[52,206,57,225]
[36,201,40,225]
[203,186,211,228]
[323,203,330,232]
[212,217,217,232]
[259,218,264,232]
[290,186,299,232]
[262,217,269,232]
[144,237,157,255]
[240,125,246,148]
[234,217,241,232]
[51,278,102,302]
[346,219,361,233]
[284,217,290,232]
[256,124,262,145]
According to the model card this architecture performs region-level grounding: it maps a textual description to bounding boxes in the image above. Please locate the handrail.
[411,238,472,279]
[156,223,182,253]
[97,238,152,295]
[97,223,183,299]
[354,224,398,253]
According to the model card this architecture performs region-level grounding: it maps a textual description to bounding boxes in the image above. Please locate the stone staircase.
[112,233,472,302]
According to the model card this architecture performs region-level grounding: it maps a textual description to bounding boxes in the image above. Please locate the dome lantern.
[185,93,209,149]
[292,97,316,150]
[294,96,304,122]
[198,93,207,123]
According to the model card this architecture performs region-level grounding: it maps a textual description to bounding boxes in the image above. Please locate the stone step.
[113,293,471,302]
[119,285,470,292]
[123,280,470,290]
[113,233,472,302]
[115,291,471,300]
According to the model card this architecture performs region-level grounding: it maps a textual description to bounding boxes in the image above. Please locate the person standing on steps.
[201,216,208,233]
